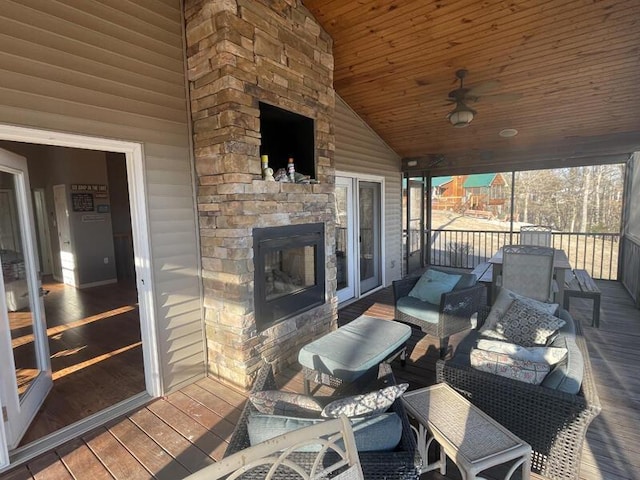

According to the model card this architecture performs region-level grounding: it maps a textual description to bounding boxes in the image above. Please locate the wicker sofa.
[436,305,601,480]
[225,362,421,480]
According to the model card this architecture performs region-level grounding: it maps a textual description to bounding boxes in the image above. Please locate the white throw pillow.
[479,287,559,333]
[470,348,550,385]
[321,384,409,418]
[476,339,568,365]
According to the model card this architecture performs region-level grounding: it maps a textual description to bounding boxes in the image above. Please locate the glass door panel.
[335,177,355,303]
[359,181,381,293]
[0,148,51,455]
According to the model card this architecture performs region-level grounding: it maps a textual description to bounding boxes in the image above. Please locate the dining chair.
[520,225,552,247]
[182,415,364,480]
[500,245,555,302]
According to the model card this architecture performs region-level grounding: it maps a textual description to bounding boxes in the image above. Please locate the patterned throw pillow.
[479,287,559,333]
[470,348,551,385]
[249,391,323,418]
[476,339,568,365]
[496,299,566,347]
[320,383,409,418]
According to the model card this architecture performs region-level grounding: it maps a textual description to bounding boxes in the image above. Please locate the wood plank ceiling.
[303,0,640,173]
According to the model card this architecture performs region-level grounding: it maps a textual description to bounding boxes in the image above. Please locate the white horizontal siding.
[0,1,204,392]
[334,95,403,284]
[628,153,640,239]
[145,146,204,391]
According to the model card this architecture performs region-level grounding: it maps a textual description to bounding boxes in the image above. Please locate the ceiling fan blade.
[478,92,524,103]
[467,79,501,96]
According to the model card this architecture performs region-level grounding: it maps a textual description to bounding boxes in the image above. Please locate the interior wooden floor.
[17,278,145,446]
[2,280,639,480]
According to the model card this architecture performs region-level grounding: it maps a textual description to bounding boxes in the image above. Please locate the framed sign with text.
[71,193,94,212]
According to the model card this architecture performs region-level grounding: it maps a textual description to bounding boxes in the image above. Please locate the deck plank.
[164,391,235,441]
[128,408,214,474]
[57,440,113,480]
[108,418,190,480]
[83,427,150,480]
[27,452,72,480]
[146,396,228,461]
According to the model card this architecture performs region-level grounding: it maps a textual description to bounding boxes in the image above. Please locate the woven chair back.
[502,245,555,302]
[520,225,552,247]
[182,415,364,480]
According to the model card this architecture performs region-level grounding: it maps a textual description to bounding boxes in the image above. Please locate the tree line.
[511,164,624,233]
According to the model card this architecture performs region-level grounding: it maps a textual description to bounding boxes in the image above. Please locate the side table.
[403,383,531,480]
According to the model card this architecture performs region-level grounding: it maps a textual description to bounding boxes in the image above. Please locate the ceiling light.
[499,128,518,137]
[448,102,475,128]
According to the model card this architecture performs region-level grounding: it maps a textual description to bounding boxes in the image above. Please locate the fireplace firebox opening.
[254,223,326,331]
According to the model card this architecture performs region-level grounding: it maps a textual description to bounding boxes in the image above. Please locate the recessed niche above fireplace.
[259,102,315,179]
[254,223,325,331]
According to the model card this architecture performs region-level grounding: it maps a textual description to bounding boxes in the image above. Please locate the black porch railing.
[406,229,619,280]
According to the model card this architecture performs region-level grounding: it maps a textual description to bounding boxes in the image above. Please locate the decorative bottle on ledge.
[287,157,295,182]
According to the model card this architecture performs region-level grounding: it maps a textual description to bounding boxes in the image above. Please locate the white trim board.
[0,124,162,461]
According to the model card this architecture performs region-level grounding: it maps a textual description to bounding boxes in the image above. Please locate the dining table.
[488,247,572,306]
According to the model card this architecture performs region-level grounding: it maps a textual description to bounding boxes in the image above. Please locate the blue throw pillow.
[408,269,461,305]
[247,412,402,452]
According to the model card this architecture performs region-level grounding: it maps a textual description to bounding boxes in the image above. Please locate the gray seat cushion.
[247,412,403,452]
[395,296,440,324]
[542,312,583,394]
[298,315,412,383]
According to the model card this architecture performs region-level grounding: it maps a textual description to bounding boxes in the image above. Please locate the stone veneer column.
[184,0,337,388]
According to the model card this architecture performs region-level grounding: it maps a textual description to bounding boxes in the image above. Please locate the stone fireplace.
[185,0,336,388]
[254,223,326,330]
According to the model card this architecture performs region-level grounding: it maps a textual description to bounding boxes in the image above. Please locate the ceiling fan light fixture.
[449,104,475,128]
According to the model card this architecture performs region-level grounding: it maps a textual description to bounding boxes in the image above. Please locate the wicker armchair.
[436,306,601,480]
[186,416,364,480]
[225,362,421,480]
[392,267,484,358]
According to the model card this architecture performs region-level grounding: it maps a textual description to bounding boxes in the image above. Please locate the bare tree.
[580,167,591,231]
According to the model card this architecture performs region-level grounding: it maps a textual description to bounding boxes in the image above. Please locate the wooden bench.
[564,269,601,328]
[471,261,493,284]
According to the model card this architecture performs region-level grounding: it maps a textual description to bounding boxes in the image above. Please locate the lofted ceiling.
[303,0,640,173]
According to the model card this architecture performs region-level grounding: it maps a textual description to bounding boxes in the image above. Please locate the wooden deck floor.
[2,281,639,480]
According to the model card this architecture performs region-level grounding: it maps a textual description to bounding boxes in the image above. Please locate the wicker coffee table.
[403,383,531,480]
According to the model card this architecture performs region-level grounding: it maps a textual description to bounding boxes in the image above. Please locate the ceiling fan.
[445,69,478,128]
[445,69,520,128]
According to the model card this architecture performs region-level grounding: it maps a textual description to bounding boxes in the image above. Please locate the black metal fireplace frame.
[253,223,326,331]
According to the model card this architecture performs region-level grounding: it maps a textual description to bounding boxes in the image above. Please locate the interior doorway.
[0,126,159,465]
